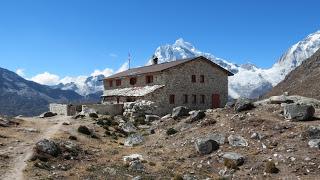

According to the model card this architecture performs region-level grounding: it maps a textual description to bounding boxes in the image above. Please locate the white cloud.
[90,68,114,77]
[31,72,60,86]
[60,75,88,85]
[16,68,25,77]
[116,62,129,73]
[109,53,118,58]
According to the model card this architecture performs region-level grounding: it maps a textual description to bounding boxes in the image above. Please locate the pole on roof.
[128,52,131,70]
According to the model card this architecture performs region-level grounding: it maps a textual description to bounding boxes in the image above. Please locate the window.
[183,94,188,104]
[108,80,113,87]
[116,97,120,104]
[192,94,197,104]
[116,79,121,86]
[191,75,196,82]
[169,94,175,104]
[146,75,153,84]
[130,77,137,85]
[201,95,205,104]
[200,75,204,83]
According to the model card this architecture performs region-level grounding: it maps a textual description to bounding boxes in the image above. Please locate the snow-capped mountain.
[150,31,320,99]
[53,31,320,99]
[52,75,105,96]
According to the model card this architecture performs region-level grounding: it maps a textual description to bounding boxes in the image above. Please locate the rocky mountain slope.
[0,67,83,116]
[266,48,320,99]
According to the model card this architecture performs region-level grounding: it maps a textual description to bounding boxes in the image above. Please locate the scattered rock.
[69,136,77,141]
[208,133,226,145]
[123,154,143,162]
[228,135,248,147]
[234,98,254,112]
[223,152,245,167]
[89,113,99,118]
[73,114,85,119]
[303,126,320,139]
[78,126,91,135]
[34,139,61,157]
[265,161,279,174]
[166,128,178,135]
[188,110,206,123]
[195,138,219,155]
[269,95,294,104]
[308,139,320,148]
[62,122,70,125]
[161,114,172,119]
[17,128,39,133]
[172,106,190,119]
[124,134,144,147]
[39,112,57,118]
[119,122,137,134]
[283,103,315,121]
[145,115,160,122]
[250,132,264,140]
[129,160,144,172]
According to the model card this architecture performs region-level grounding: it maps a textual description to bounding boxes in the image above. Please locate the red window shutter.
[192,75,196,82]
[130,77,137,85]
[116,79,121,86]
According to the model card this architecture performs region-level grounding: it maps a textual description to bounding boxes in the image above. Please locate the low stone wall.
[49,103,77,116]
[83,104,124,116]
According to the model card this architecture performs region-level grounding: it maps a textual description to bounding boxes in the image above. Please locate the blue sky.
[0,0,319,84]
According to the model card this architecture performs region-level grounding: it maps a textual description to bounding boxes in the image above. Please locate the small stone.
[195,138,219,155]
[78,126,91,135]
[308,139,320,148]
[223,152,245,167]
[166,128,178,135]
[124,134,144,147]
[228,135,248,147]
[265,161,279,174]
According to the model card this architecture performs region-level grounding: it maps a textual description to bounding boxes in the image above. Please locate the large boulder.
[78,126,91,135]
[283,103,315,121]
[189,110,206,122]
[207,133,226,145]
[228,135,248,147]
[35,139,61,157]
[145,115,160,122]
[269,95,294,104]
[234,98,254,112]
[124,134,144,147]
[195,138,219,155]
[89,112,99,118]
[222,152,245,166]
[39,112,57,118]
[172,106,190,119]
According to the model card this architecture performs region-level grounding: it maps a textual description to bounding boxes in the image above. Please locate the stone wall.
[49,103,77,116]
[143,59,229,115]
[83,104,124,116]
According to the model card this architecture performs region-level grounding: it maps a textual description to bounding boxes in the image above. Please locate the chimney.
[152,55,158,65]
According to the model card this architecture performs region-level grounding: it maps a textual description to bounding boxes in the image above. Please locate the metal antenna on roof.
[128,52,131,70]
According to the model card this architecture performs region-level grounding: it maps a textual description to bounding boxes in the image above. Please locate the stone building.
[102,56,234,115]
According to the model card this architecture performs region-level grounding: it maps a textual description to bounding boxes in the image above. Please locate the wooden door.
[212,94,220,108]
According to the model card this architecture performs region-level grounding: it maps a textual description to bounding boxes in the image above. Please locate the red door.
[212,94,220,108]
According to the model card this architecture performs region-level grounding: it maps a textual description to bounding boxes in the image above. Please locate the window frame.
[169,94,175,104]
[201,95,205,104]
[130,77,137,85]
[108,80,113,87]
[191,75,196,83]
[192,94,197,104]
[183,94,188,104]
[200,75,205,83]
[145,75,154,84]
[116,79,122,86]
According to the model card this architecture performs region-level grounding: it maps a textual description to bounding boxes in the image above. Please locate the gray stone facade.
[102,57,232,115]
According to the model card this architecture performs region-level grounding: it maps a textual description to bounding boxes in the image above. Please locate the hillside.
[0,67,83,116]
[266,49,320,99]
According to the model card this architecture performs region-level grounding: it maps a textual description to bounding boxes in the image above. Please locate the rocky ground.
[1,97,320,179]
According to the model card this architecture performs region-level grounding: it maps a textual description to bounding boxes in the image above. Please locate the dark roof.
[106,56,234,79]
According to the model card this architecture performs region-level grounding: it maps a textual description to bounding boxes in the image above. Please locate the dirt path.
[0,116,69,180]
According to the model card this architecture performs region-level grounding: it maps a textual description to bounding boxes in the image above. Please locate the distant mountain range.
[53,31,320,100]
[0,67,86,116]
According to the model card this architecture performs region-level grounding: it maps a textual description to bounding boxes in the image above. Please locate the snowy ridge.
[150,32,320,99]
